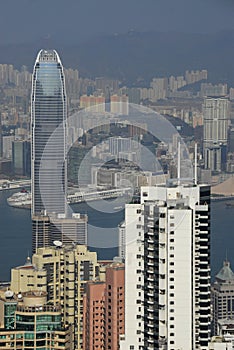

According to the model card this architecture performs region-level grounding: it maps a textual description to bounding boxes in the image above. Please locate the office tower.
[203,97,230,172]
[32,244,99,350]
[31,49,67,216]
[49,213,88,246]
[83,262,125,350]
[32,215,51,253]
[212,260,234,335]
[12,140,31,176]
[120,183,211,350]
[0,290,72,349]
[32,212,88,254]
[2,135,14,159]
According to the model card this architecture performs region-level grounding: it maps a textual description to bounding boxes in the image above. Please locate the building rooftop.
[216,261,234,282]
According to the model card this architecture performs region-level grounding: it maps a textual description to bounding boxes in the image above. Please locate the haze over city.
[0,1,234,349]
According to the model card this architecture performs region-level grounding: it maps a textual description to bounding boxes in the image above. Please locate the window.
[137,209,141,214]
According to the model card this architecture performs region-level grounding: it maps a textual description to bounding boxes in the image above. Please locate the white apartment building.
[120,182,211,350]
[203,97,230,171]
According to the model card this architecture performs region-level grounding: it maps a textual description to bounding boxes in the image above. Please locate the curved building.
[31,49,67,216]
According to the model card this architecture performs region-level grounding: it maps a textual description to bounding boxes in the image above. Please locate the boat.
[7,191,32,208]
[113,206,123,210]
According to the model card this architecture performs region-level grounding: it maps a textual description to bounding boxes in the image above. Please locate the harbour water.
[0,188,233,281]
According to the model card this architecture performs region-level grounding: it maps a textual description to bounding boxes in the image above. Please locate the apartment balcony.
[148,231,154,236]
[147,246,155,252]
[147,254,154,259]
[147,317,155,324]
[147,291,154,298]
[147,329,154,336]
[147,276,154,282]
[147,307,154,313]
[146,299,154,305]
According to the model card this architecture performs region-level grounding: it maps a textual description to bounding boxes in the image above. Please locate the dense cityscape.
[0,1,234,349]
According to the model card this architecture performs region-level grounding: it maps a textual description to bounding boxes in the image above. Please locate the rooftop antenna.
[194,143,197,185]
[178,140,181,186]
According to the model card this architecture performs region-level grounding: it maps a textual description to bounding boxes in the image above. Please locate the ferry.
[7,191,32,208]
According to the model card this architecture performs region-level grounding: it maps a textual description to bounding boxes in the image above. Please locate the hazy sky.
[1,0,234,44]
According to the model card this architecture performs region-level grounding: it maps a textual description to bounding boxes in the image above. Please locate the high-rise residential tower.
[31,49,67,217]
[203,97,230,172]
[120,182,211,350]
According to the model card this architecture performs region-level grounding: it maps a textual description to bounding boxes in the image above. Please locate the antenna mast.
[178,140,181,185]
[194,143,197,185]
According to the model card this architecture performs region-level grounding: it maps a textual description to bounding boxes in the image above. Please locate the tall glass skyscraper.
[31,49,67,217]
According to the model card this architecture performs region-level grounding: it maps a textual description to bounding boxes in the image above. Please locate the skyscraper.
[120,182,211,350]
[203,97,230,172]
[31,49,67,216]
